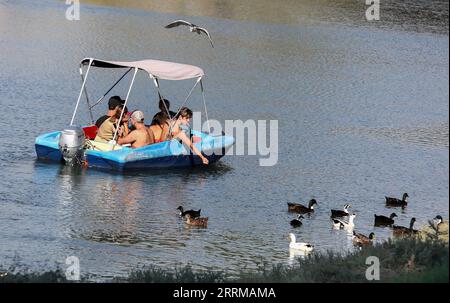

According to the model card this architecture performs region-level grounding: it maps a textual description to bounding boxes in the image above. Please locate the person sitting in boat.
[148,111,170,144]
[94,104,126,143]
[95,96,124,128]
[117,106,130,138]
[168,107,209,165]
[117,110,153,148]
[151,98,176,124]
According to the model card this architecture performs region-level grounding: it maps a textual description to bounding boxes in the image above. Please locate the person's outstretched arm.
[177,132,209,165]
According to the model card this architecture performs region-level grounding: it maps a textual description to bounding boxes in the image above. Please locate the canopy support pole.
[172,77,201,119]
[112,67,138,147]
[89,67,133,110]
[154,78,163,102]
[80,66,94,125]
[200,79,211,134]
[151,76,171,119]
[71,59,93,125]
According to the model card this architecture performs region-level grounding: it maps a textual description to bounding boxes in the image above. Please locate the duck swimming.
[330,204,351,218]
[290,215,304,228]
[374,213,397,226]
[352,231,375,246]
[385,193,409,207]
[287,199,317,214]
[185,214,208,228]
[393,217,418,236]
[288,233,314,252]
[332,213,356,229]
[177,206,201,218]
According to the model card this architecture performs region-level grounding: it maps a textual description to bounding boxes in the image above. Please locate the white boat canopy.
[72,58,211,136]
[80,58,204,81]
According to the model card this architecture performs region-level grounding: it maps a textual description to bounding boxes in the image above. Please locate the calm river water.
[0,0,448,280]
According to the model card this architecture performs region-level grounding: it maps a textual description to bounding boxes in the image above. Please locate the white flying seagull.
[165,20,214,48]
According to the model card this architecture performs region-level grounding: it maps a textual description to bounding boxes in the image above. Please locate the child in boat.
[117,110,153,148]
[168,107,209,165]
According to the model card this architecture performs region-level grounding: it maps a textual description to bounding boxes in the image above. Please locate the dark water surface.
[0,0,448,279]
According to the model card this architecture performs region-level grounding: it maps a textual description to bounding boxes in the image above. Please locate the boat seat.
[86,139,124,151]
[83,125,98,140]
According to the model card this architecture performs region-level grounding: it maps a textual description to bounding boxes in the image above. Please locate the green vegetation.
[1,237,448,283]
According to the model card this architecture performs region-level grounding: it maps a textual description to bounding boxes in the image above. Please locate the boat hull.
[35,130,234,171]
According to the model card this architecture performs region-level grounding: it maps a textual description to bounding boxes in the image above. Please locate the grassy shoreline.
[1,237,448,283]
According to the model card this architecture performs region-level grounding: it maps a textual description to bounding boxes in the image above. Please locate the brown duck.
[393,218,418,236]
[185,214,208,228]
[287,199,317,214]
[352,231,375,247]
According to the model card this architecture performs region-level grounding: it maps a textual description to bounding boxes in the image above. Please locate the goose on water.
[288,233,314,252]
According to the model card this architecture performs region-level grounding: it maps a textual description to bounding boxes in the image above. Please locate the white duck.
[332,213,356,229]
[288,233,314,252]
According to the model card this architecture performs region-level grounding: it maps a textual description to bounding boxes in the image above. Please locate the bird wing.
[386,197,401,204]
[165,20,193,28]
[197,27,214,48]
[331,209,344,215]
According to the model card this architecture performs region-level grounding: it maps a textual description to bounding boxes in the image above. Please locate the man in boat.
[118,110,153,148]
[151,98,176,124]
[95,96,124,128]
[94,104,127,143]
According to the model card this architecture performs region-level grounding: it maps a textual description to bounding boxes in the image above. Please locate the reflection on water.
[331,122,449,149]
[0,0,448,279]
[84,0,449,34]
[288,248,311,266]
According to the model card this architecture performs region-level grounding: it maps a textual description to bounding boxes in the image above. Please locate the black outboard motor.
[58,126,85,165]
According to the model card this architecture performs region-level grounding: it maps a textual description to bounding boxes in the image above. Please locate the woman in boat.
[167,107,209,165]
[148,111,170,144]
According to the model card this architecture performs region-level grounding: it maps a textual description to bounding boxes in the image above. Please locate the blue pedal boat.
[35,58,235,171]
